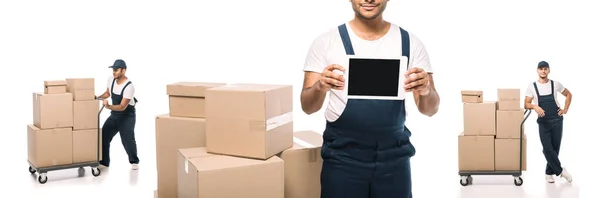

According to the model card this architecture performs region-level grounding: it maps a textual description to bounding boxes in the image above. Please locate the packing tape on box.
[266,112,293,131]
[293,137,315,148]
[185,158,189,174]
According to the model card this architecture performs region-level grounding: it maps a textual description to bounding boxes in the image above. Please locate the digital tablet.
[345,56,408,100]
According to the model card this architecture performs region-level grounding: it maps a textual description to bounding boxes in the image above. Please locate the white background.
[0,0,597,197]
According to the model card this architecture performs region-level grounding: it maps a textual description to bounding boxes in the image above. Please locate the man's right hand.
[319,64,346,91]
[534,106,545,117]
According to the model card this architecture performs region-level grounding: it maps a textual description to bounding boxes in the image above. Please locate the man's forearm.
[417,87,440,117]
[97,93,109,99]
[107,105,126,112]
[524,103,538,110]
[564,93,572,111]
[300,81,327,115]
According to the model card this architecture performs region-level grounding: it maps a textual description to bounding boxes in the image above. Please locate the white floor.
[2,111,589,198]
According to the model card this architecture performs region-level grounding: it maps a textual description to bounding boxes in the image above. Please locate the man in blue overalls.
[300,1,439,197]
[96,59,140,170]
[524,61,573,183]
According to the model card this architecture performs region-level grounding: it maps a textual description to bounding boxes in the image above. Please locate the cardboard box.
[206,83,294,159]
[498,100,521,111]
[167,82,225,118]
[27,125,73,167]
[66,78,95,101]
[278,131,323,198]
[458,133,494,171]
[461,90,483,103]
[155,115,207,198]
[463,102,496,136]
[73,100,100,130]
[177,147,284,198]
[167,82,226,97]
[496,109,525,139]
[498,88,520,101]
[495,137,527,171]
[44,80,67,94]
[33,92,74,129]
[169,96,206,118]
[73,128,100,163]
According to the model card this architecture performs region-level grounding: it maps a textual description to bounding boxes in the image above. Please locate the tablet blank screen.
[347,58,401,97]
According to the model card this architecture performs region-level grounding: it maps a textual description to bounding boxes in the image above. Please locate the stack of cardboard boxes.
[155,82,324,198]
[29,78,100,171]
[458,89,527,172]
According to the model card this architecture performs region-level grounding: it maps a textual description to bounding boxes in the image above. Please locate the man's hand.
[558,108,567,116]
[103,99,109,107]
[319,64,346,91]
[404,67,430,95]
[534,106,545,117]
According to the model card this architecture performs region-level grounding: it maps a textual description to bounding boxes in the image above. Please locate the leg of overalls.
[370,127,416,198]
[118,113,140,164]
[539,119,563,176]
[100,115,121,166]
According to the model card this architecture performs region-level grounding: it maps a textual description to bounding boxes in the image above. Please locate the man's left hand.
[558,108,567,116]
[404,67,430,95]
[103,99,109,107]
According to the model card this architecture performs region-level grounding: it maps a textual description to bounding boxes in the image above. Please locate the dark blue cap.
[537,61,549,68]
[109,59,127,69]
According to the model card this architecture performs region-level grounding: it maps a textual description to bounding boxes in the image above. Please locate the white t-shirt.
[525,80,565,108]
[303,22,433,122]
[107,76,136,106]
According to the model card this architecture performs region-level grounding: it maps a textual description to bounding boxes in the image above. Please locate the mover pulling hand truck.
[28,98,105,184]
[459,109,532,186]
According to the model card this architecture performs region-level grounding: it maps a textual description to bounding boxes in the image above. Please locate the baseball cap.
[537,61,549,68]
[108,59,127,69]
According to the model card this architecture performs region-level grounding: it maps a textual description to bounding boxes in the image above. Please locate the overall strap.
[337,24,411,68]
[110,78,117,94]
[400,27,410,66]
[121,81,138,106]
[533,82,541,97]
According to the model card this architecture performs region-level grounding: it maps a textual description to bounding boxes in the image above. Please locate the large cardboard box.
[205,83,294,159]
[496,109,525,139]
[73,128,100,163]
[177,147,284,198]
[44,80,67,94]
[461,90,483,103]
[463,101,496,136]
[278,131,323,198]
[167,82,226,118]
[33,92,73,129]
[155,115,207,198]
[498,88,520,110]
[73,100,100,130]
[66,78,95,101]
[27,125,73,167]
[458,133,494,171]
[495,137,528,171]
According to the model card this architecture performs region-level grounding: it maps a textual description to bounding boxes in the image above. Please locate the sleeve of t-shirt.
[554,81,566,94]
[525,83,535,98]
[408,34,433,74]
[123,83,135,100]
[106,76,113,89]
[302,35,329,74]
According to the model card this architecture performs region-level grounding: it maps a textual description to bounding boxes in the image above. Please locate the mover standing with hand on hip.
[524,61,573,183]
[300,0,440,197]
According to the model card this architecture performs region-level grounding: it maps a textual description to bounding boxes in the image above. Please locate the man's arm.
[412,73,439,117]
[524,96,537,109]
[301,72,328,115]
[561,88,572,112]
[97,88,110,99]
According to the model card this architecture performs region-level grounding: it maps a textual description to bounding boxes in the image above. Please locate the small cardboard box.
[73,128,100,163]
[73,100,100,130]
[278,131,324,198]
[33,92,73,129]
[463,101,497,136]
[167,82,226,118]
[498,88,520,101]
[44,80,67,94]
[458,133,495,171]
[66,78,95,101]
[461,90,483,103]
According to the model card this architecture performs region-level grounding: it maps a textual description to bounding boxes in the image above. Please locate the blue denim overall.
[320,24,416,198]
[100,79,139,167]
[533,80,564,176]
